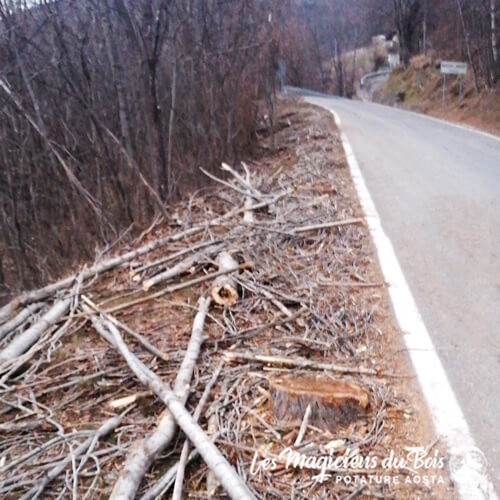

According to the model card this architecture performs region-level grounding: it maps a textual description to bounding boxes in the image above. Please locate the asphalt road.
[296,91,500,490]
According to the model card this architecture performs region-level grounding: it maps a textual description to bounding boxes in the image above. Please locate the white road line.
[311,100,498,500]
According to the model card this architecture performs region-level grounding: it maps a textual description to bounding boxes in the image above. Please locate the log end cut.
[210,279,239,306]
[269,374,369,430]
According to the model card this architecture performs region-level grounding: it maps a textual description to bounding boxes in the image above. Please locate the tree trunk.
[456,0,479,92]
[492,0,498,81]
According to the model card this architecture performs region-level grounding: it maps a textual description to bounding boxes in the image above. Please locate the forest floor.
[0,101,456,499]
[373,53,500,137]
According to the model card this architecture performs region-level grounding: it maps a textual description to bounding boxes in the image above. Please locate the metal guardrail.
[359,69,392,89]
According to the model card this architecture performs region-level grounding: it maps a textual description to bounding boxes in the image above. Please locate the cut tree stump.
[269,374,369,430]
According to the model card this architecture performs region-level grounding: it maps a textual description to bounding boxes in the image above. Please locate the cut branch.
[223,351,379,376]
[109,297,212,500]
[19,415,122,500]
[92,310,254,500]
[291,218,364,234]
[0,299,71,365]
[0,302,43,342]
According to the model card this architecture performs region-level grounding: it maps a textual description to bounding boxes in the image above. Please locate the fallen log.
[291,218,364,234]
[104,261,252,315]
[132,239,221,278]
[143,259,197,291]
[0,299,71,365]
[210,252,240,306]
[139,448,199,500]
[94,311,254,500]
[81,296,167,361]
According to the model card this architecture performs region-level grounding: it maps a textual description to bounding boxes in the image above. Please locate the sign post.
[440,61,467,110]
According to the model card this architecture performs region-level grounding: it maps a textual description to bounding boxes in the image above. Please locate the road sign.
[441,61,467,109]
[440,61,467,75]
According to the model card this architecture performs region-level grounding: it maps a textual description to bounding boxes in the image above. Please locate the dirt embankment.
[0,101,455,499]
[373,54,500,136]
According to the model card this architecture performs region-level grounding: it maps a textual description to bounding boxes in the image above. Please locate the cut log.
[206,414,220,496]
[291,218,364,234]
[140,363,222,500]
[94,312,254,500]
[131,239,221,278]
[109,297,212,500]
[243,196,254,223]
[0,299,71,365]
[210,252,239,306]
[269,374,369,430]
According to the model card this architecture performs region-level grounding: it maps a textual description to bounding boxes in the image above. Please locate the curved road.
[292,90,500,491]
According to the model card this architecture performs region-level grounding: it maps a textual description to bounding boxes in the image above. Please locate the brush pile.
[0,104,447,499]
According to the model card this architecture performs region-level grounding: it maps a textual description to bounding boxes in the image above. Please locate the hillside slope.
[373,54,500,136]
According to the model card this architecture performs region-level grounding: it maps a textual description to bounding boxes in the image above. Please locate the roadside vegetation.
[374,54,500,136]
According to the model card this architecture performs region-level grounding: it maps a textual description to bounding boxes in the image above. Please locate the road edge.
[318,102,498,500]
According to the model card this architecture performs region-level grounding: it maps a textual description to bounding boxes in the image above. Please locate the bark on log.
[0,233,181,324]
[141,243,223,291]
[210,252,239,306]
[132,239,220,278]
[206,413,220,496]
[0,299,71,365]
[109,297,213,500]
[142,253,196,290]
[95,312,254,500]
[140,363,222,500]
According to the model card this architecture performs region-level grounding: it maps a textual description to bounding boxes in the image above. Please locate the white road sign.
[441,61,467,75]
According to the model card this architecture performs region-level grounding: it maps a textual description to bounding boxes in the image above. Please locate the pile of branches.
[0,107,434,499]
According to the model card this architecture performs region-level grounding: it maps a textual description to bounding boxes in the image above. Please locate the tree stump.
[269,374,369,430]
